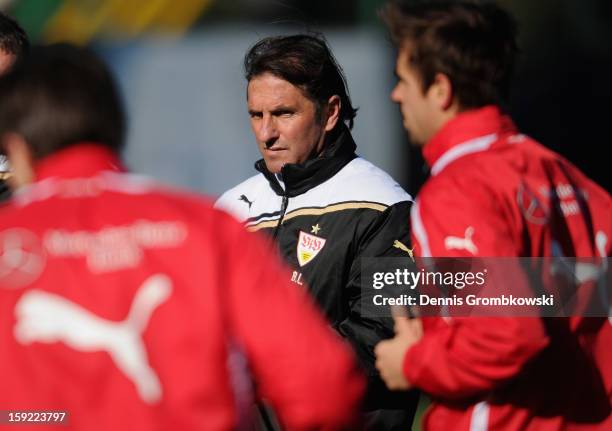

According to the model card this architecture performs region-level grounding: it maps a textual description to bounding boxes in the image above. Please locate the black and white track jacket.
[216,127,418,414]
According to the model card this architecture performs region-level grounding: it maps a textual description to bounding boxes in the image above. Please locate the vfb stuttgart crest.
[297,231,326,267]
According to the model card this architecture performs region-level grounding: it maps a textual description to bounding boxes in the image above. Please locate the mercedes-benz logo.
[517,182,550,225]
[0,228,46,289]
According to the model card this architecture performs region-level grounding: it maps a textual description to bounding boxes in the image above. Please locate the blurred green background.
[4,0,610,198]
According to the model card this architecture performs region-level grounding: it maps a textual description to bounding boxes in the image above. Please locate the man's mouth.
[264,146,287,152]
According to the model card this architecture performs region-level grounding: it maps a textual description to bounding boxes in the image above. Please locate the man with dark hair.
[216,34,418,429]
[375,2,611,430]
[0,11,28,73]
[0,11,29,202]
[0,43,365,430]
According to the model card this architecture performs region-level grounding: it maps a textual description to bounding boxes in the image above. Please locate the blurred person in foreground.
[0,11,29,202]
[0,43,365,430]
[375,1,611,430]
[215,34,418,429]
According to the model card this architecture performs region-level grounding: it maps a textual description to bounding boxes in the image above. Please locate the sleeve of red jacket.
[221,213,365,430]
[405,178,549,400]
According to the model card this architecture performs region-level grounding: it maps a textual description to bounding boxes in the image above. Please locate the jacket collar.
[255,124,357,197]
[34,143,124,181]
[423,105,517,171]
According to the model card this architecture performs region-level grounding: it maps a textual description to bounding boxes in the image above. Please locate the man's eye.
[249,112,262,119]
[274,111,293,117]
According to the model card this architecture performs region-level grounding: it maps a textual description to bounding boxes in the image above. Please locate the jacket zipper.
[273,195,289,240]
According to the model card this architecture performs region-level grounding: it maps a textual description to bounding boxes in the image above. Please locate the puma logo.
[552,232,610,325]
[14,274,172,404]
[551,240,602,284]
[239,194,254,209]
[444,226,478,255]
[596,231,608,270]
[393,240,414,261]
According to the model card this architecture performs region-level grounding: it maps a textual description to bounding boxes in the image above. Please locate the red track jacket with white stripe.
[408,106,611,430]
[0,144,364,431]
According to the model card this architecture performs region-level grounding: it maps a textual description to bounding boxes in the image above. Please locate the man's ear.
[428,73,455,111]
[323,95,341,132]
[3,133,35,189]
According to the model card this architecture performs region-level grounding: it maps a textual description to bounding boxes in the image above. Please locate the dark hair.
[381,0,518,109]
[0,43,125,159]
[244,34,358,130]
[0,12,29,57]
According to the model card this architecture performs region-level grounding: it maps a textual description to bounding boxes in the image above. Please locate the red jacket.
[0,144,365,430]
[408,107,611,430]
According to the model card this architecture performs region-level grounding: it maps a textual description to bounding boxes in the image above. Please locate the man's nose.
[390,84,400,103]
[257,115,279,144]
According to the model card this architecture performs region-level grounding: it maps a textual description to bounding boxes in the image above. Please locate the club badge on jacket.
[297,230,326,267]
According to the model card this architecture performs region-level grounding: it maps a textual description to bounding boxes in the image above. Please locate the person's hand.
[374,314,423,390]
